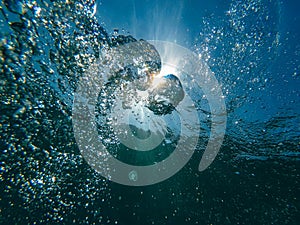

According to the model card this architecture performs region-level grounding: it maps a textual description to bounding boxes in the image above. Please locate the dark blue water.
[0,0,299,224]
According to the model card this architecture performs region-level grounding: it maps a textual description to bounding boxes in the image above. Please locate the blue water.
[0,0,299,224]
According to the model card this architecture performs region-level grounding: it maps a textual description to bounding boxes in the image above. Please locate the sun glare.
[158,64,177,77]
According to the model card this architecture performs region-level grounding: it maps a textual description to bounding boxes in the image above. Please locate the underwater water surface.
[0,0,299,224]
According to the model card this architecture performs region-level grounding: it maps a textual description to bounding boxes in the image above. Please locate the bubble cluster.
[0,0,113,223]
[193,0,300,157]
[196,0,281,102]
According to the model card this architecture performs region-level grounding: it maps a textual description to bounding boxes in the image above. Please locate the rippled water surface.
[1,0,299,224]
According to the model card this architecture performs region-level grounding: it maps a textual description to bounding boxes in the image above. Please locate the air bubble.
[128,170,138,181]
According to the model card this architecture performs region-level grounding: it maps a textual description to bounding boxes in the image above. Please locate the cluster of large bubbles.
[1,0,113,223]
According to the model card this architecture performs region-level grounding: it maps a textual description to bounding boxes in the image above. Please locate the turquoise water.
[0,0,299,224]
